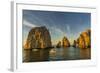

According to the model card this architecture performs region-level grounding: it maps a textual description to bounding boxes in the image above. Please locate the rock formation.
[24,26,52,49]
[62,36,70,47]
[56,41,61,48]
[73,29,91,49]
[78,35,86,49]
[73,40,78,47]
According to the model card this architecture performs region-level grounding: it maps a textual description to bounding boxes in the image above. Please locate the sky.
[22,10,91,45]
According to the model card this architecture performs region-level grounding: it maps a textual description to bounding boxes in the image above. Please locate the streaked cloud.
[23,20,37,28]
[23,10,90,45]
[66,25,71,33]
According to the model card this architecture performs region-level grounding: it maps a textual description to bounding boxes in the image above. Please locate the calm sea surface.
[23,47,91,62]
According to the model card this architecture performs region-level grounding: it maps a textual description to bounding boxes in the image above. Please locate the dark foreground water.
[23,47,91,62]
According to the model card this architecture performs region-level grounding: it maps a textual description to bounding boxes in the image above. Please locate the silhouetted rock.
[56,41,61,48]
[62,36,70,48]
[73,40,78,47]
[24,26,52,49]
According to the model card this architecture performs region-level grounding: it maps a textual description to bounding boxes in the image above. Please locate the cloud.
[66,25,71,33]
[23,20,37,28]
[50,27,65,35]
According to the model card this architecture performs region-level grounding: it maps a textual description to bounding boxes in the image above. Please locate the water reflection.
[23,47,91,62]
[23,49,50,62]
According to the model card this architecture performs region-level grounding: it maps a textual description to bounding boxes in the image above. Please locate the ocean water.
[23,47,91,62]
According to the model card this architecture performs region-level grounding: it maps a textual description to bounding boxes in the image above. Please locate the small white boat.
[49,49,56,54]
[32,49,39,51]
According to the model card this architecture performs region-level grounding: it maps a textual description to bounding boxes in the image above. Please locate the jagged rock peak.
[62,36,70,47]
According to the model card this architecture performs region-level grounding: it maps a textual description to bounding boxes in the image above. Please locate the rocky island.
[56,36,70,48]
[62,36,70,48]
[56,41,61,48]
[73,29,91,49]
[24,26,52,49]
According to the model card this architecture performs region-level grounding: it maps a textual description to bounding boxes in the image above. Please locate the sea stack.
[73,29,91,49]
[56,41,61,48]
[62,36,70,48]
[24,26,52,49]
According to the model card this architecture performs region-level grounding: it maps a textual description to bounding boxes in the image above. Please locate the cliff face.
[24,26,52,49]
[62,36,70,47]
[73,29,91,49]
[78,35,86,49]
